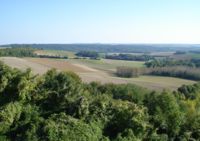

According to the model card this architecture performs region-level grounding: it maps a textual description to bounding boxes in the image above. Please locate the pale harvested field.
[0,57,50,74]
[25,58,95,73]
[150,52,175,56]
[68,58,144,72]
[34,50,76,58]
[0,57,96,74]
[0,57,196,91]
[79,73,195,91]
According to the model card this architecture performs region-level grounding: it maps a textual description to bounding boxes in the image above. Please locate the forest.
[145,59,200,68]
[105,54,153,61]
[0,47,37,57]
[0,47,68,59]
[75,51,99,59]
[116,66,200,81]
[2,44,200,53]
[0,62,199,141]
[143,59,200,80]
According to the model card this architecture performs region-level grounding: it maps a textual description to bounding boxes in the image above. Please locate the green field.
[187,52,200,59]
[54,56,197,90]
[35,50,76,58]
[68,58,145,71]
[66,58,195,90]
[79,71,196,91]
[122,75,195,90]
[171,52,200,60]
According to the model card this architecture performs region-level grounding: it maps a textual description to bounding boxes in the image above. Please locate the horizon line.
[1,43,200,46]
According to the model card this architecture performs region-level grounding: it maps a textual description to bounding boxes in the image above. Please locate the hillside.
[1,44,200,53]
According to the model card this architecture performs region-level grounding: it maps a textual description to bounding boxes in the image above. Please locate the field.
[68,59,144,71]
[0,57,95,74]
[34,50,76,58]
[170,52,200,60]
[149,51,175,56]
[0,56,196,91]
[25,58,96,73]
[0,57,50,74]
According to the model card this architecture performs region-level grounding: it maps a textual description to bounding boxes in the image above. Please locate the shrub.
[116,67,139,78]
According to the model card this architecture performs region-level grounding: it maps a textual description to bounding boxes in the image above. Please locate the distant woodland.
[106,54,153,61]
[76,51,99,59]
[2,44,200,53]
[0,47,36,57]
[0,47,68,59]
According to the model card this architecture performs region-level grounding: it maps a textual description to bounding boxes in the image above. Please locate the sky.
[0,0,200,44]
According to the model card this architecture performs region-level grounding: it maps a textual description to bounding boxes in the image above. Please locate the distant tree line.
[174,51,187,55]
[75,51,99,59]
[0,47,68,59]
[145,58,200,68]
[3,44,200,53]
[106,54,154,61]
[38,55,68,59]
[147,66,200,80]
[189,50,200,54]
[116,66,200,80]
[0,47,37,57]
[0,62,199,140]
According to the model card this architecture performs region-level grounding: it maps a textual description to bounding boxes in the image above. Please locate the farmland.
[0,48,198,91]
[0,55,196,91]
[68,58,145,71]
[34,49,76,58]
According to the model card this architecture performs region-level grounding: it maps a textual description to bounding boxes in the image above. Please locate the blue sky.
[0,0,200,44]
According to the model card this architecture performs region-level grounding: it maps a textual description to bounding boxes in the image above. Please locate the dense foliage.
[0,62,199,141]
[0,47,68,59]
[147,66,200,80]
[116,67,140,78]
[76,51,99,59]
[105,54,153,61]
[0,47,37,57]
[145,58,200,68]
[143,59,200,80]
[115,65,200,81]
[38,55,68,59]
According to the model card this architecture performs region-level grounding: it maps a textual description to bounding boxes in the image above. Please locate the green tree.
[144,91,184,138]
[42,113,103,141]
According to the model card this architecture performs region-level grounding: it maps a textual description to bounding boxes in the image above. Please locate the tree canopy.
[0,62,199,140]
